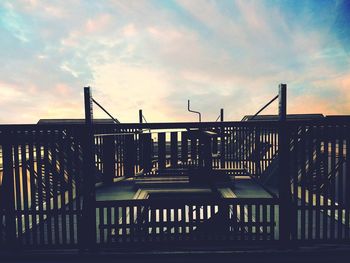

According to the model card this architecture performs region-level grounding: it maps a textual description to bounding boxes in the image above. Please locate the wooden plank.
[262,204,267,241]
[170,132,178,168]
[345,125,350,240]
[13,137,23,243]
[124,134,135,177]
[44,131,53,245]
[191,137,197,166]
[181,132,188,165]
[141,133,152,173]
[50,131,60,245]
[65,132,75,245]
[1,130,17,248]
[307,125,314,240]
[337,126,344,239]
[35,131,45,245]
[102,136,115,183]
[220,128,225,169]
[240,204,245,240]
[300,125,306,241]
[28,131,38,245]
[98,207,104,244]
[330,125,336,240]
[158,133,166,170]
[315,125,321,241]
[270,205,275,240]
[323,125,329,240]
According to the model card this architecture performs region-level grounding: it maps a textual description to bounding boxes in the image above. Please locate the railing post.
[124,134,136,177]
[102,135,115,184]
[80,87,96,250]
[278,83,292,246]
[139,109,143,124]
[1,130,17,249]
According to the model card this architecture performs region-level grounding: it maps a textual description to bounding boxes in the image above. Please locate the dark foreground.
[1,245,350,263]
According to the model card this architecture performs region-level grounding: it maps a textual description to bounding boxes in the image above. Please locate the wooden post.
[81,87,96,250]
[139,109,143,124]
[102,136,115,184]
[124,134,136,177]
[170,132,178,167]
[278,83,292,245]
[1,130,17,249]
[220,108,224,122]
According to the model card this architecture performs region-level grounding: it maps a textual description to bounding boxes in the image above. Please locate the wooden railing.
[96,198,279,246]
[0,118,350,250]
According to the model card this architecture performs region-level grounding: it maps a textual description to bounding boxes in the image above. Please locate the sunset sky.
[0,0,349,123]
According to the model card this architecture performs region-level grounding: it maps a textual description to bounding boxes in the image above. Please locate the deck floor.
[95,177,274,201]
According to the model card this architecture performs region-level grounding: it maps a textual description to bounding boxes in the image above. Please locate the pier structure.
[0,84,350,253]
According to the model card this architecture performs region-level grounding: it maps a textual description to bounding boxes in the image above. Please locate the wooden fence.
[0,118,349,250]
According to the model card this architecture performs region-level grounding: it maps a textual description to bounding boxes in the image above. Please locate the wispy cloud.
[0,0,349,123]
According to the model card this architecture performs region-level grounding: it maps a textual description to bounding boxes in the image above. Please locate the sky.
[0,0,349,123]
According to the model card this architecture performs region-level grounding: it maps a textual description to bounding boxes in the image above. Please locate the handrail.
[187,100,201,122]
[250,95,279,120]
[92,98,120,124]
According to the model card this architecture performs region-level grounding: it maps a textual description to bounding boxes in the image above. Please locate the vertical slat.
[124,134,135,177]
[98,207,104,244]
[141,133,152,173]
[106,206,111,243]
[51,132,60,245]
[191,138,197,165]
[35,132,45,245]
[307,126,314,240]
[220,130,225,169]
[158,133,166,170]
[13,136,23,243]
[44,131,53,245]
[345,125,350,240]
[255,204,260,240]
[181,132,188,165]
[170,132,178,168]
[247,204,252,240]
[240,204,245,240]
[323,125,329,240]
[58,133,67,245]
[102,136,115,183]
[66,132,75,245]
[20,137,30,245]
[338,127,344,239]
[270,205,275,240]
[315,125,321,241]
[28,131,38,245]
[262,204,267,240]
[2,130,17,248]
[330,125,336,240]
[292,125,298,241]
[300,126,306,241]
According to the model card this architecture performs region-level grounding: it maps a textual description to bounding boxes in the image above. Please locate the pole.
[278,83,291,246]
[139,109,143,124]
[220,108,224,122]
[81,86,96,250]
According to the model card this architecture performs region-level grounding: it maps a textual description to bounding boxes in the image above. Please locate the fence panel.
[96,198,279,247]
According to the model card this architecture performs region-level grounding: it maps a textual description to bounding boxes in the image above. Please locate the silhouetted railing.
[96,198,279,245]
[0,117,350,250]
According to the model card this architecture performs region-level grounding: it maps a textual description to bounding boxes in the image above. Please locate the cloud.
[0,0,349,124]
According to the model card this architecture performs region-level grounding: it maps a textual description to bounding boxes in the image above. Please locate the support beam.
[1,131,17,249]
[139,109,143,124]
[278,83,292,245]
[84,87,93,125]
[81,86,96,250]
